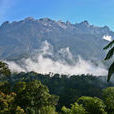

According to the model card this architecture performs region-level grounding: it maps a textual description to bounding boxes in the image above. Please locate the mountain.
[0,17,113,61]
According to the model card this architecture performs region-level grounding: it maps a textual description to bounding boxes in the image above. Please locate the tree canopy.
[77,96,106,114]
[102,87,114,113]
[0,61,11,79]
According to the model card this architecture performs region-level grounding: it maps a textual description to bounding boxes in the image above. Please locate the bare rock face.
[0,17,113,60]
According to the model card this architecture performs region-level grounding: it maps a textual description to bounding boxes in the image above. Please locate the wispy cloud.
[6,41,108,76]
[103,35,112,42]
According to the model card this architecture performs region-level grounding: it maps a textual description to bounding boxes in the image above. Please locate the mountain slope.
[0,17,113,60]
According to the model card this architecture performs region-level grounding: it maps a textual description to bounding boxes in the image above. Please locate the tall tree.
[0,61,11,80]
[77,96,106,114]
[102,87,114,113]
[0,91,25,113]
[13,80,59,113]
[61,102,86,114]
[104,40,114,81]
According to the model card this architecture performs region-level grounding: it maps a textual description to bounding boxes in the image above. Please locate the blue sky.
[0,0,114,30]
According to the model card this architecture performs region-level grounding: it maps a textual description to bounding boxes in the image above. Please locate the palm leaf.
[103,40,114,50]
[104,46,114,60]
[107,62,114,82]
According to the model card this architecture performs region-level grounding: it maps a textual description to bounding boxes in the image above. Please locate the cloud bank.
[6,41,108,76]
[103,35,112,42]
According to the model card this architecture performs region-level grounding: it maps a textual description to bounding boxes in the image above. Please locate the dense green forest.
[0,61,114,114]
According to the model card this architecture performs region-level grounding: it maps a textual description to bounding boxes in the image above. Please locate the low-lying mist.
[6,41,108,76]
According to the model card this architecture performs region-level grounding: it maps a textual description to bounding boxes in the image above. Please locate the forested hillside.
[0,63,114,114]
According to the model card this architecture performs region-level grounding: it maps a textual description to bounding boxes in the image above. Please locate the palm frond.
[103,40,114,50]
[107,62,114,82]
[104,47,114,60]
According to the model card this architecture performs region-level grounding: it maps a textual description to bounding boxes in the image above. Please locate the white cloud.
[6,41,108,76]
[103,35,112,42]
[5,61,26,73]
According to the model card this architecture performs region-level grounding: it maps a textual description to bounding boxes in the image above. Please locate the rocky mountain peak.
[103,25,110,31]
[80,20,89,26]
[0,17,113,60]
[66,21,72,25]
[39,18,53,22]
[1,21,10,26]
[24,17,35,21]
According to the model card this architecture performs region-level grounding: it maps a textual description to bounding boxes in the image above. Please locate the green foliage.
[104,40,114,81]
[62,106,71,114]
[0,81,11,94]
[104,47,114,60]
[62,102,86,114]
[13,81,26,93]
[9,72,114,111]
[13,80,59,113]
[107,62,114,82]
[102,87,114,113]
[77,96,107,114]
[40,106,58,114]
[1,70,114,114]
[15,106,25,114]
[104,40,114,50]
[0,61,11,79]
[0,91,25,114]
